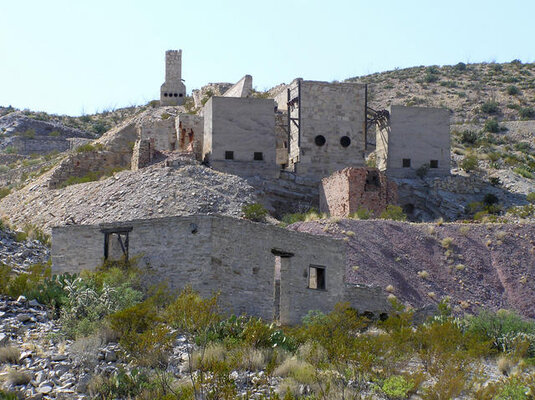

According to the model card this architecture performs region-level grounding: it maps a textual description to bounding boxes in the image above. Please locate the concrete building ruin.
[51,215,388,324]
[320,167,398,218]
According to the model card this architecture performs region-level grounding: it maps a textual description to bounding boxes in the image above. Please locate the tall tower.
[160,50,186,106]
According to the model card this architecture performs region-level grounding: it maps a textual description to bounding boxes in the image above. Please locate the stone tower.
[160,50,186,106]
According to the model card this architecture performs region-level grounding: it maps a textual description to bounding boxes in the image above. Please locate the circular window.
[173,93,178,97]
[314,135,326,146]
[340,136,351,147]
[163,93,168,97]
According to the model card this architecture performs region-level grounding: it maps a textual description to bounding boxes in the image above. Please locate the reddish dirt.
[288,220,535,318]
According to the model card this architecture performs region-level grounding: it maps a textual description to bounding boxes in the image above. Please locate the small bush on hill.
[380,205,407,221]
[484,118,500,133]
[519,107,535,119]
[481,101,499,114]
[506,85,520,95]
[242,203,268,222]
[459,130,479,145]
[454,62,467,71]
[0,187,10,200]
[464,309,535,357]
[460,153,478,172]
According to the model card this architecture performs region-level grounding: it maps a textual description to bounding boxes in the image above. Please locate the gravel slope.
[289,219,535,318]
[0,162,257,234]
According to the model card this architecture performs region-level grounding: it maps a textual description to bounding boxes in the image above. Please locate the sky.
[0,0,533,116]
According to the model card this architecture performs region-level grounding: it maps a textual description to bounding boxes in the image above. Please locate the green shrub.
[513,167,533,179]
[349,207,372,220]
[460,153,478,172]
[88,368,152,399]
[382,375,414,399]
[459,130,479,145]
[416,163,429,178]
[484,118,500,133]
[464,309,535,356]
[481,101,499,114]
[76,143,104,153]
[454,62,467,71]
[526,192,535,204]
[506,85,520,95]
[0,187,10,200]
[380,205,407,221]
[519,107,535,119]
[242,203,268,222]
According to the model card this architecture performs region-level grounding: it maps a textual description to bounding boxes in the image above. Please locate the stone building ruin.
[320,167,398,218]
[375,105,451,178]
[160,50,186,106]
[52,215,388,324]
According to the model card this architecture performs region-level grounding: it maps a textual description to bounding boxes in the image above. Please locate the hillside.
[349,60,535,123]
[290,219,535,319]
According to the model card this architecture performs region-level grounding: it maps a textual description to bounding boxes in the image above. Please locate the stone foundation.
[320,167,398,217]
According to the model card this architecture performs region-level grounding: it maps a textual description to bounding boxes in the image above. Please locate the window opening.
[225,151,234,160]
[402,158,411,168]
[340,136,351,147]
[430,160,439,168]
[314,135,326,146]
[254,152,263,161]
[101,227,133,261]
[308,265,326,290]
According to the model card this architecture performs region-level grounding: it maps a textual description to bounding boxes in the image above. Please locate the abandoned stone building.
[320,167,398,218]
[160,50,186,106]
[375,105,451,178]
[51,215,388,324]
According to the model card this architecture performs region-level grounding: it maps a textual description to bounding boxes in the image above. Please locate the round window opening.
[340,136,351,147]
[314,135,326,146]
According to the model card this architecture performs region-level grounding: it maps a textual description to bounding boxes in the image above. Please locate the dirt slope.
[289,219,535,318]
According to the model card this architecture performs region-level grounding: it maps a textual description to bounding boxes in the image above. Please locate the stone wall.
[139,118,176,152]
[203,97,279,179]
[176,114,204,160]
[51,215,388,323]
[319,167,398,217]
[131,139,155,171]
[284,80,367,182]
[377,106,451,178]
[47,122,138,188]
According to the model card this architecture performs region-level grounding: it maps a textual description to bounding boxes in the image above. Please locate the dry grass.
[386,284,395,293]
[497,356,514,376]
[6,369,31,386]
[0,346,20,364]
[441,237,454,249]
[417,270,429,279]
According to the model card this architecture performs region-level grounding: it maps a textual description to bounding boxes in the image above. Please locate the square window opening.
[308,265,326,290]
[430,160,439,168]
[254,152,263,161]
[402,158,411,168]
[225,151,234,160]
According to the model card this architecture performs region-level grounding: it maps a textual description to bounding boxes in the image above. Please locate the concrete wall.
[377,106,450,178]
[51,215,382,324]
[203,97,279,178]
[320,167,398,218]
[285,80,367,182]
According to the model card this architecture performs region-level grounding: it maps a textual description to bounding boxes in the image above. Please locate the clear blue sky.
[0,0,532,116]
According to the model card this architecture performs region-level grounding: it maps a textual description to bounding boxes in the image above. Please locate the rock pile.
[0,161,258,234]
[0,228,49,273]
[0,296,282,399]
